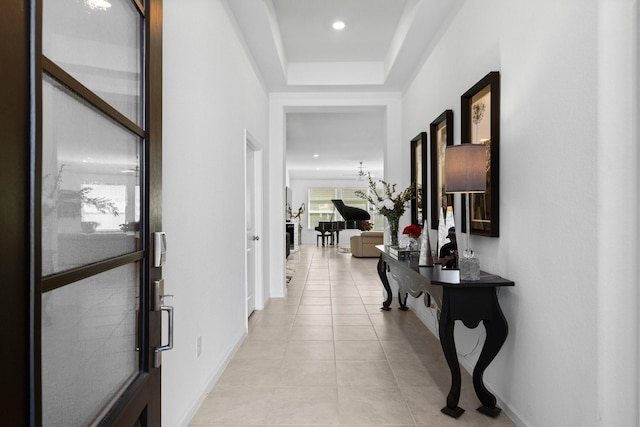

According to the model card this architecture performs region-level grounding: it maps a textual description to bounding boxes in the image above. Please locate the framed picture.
[410,132,428,225]
[430,110,453,230]
[461,71,500,237]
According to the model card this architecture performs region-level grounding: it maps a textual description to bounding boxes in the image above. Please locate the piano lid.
[331,199,370,221]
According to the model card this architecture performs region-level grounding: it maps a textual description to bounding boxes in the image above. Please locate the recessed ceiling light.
[332,21,345,31]
[313,154,319,158]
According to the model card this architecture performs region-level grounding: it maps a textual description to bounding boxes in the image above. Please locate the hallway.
[189,245,516,426]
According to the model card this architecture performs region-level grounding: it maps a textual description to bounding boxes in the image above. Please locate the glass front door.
[36,0,163,424]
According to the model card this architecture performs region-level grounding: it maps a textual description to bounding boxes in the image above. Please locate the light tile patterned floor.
[189,245,516,426]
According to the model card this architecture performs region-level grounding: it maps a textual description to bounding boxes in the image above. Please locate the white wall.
[596,1,639,425]
[402,1,638,426]
[161,1,269,425]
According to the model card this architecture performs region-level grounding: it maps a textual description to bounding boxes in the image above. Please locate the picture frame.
[461,71,500,237]
[429,110,453,230]
[410,132,428,225]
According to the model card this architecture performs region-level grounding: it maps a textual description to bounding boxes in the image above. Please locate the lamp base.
[459,256,480,281]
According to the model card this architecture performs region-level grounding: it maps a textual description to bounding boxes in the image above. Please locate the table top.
[376,245,514,288]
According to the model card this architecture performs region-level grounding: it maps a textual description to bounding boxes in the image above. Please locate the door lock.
[153,232,167,267]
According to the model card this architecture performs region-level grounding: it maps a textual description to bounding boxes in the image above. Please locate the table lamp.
[445,144,487,280]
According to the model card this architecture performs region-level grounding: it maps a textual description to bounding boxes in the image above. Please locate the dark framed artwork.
[429,110,453,230]
[461,71,500,237]
[410,132,428,225]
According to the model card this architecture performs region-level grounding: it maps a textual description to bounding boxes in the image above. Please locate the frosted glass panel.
[42,74,141,276]
[43,0,142,124]
[42,264,139,426]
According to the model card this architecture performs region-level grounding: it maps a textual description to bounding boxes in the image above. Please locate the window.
[80,184,140,232]
[341,188,368,214]
[341,187,382,229]
[371,211,385,231]
[308,188,337,228]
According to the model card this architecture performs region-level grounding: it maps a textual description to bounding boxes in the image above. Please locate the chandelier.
[356,162,366,181]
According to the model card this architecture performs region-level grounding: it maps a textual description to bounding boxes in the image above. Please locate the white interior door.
[245,130,264,316]
[245,148,256,316]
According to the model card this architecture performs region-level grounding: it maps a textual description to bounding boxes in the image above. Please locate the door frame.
[1,0,32,423]
[102,0,164,423]
[244,129,264,312]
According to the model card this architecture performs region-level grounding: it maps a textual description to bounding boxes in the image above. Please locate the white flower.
[376,200,385,210]
[383,199,395,210]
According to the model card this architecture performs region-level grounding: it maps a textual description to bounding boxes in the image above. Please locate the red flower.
[360,221,374,231]
[402,224,422,238]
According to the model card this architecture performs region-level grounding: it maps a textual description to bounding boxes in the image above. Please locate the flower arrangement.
[355,173,415,246]
[287,202,306,246]
[287,203,305,221]
[360,221,374,231]
[402,224,422,238]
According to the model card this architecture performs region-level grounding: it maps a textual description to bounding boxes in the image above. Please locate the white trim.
[268,92,403,298]
[596,0,639,424]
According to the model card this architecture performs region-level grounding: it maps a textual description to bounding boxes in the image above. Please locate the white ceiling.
[226,0,463,180]
[286,109,385,180]
[273,0,406,63]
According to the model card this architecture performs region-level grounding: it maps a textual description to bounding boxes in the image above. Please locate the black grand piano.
[314,199,371,246]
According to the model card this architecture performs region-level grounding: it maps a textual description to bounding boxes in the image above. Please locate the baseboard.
[407,297,439,336]
[175,329,248,427]
[456,355,528,427]
[255,295,270,311]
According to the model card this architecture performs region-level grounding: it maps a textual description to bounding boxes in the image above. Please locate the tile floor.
[189,244,516,426]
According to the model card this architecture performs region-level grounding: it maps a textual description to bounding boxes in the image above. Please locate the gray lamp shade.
[445,144,487,193]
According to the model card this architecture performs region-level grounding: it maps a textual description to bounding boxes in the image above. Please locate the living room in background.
[308,187,382,230]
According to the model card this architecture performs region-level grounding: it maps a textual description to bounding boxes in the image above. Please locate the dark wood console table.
[375,245,514,419]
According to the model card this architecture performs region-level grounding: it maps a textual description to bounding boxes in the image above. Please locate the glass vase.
[407,237,419,251]
[387,218,399,247]
[459,250,481,280]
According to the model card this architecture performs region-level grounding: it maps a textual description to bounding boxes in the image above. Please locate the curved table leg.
[377,256,392,311]
[398,292,409,311]
[438,305,465,418]
[473,292,508,417]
